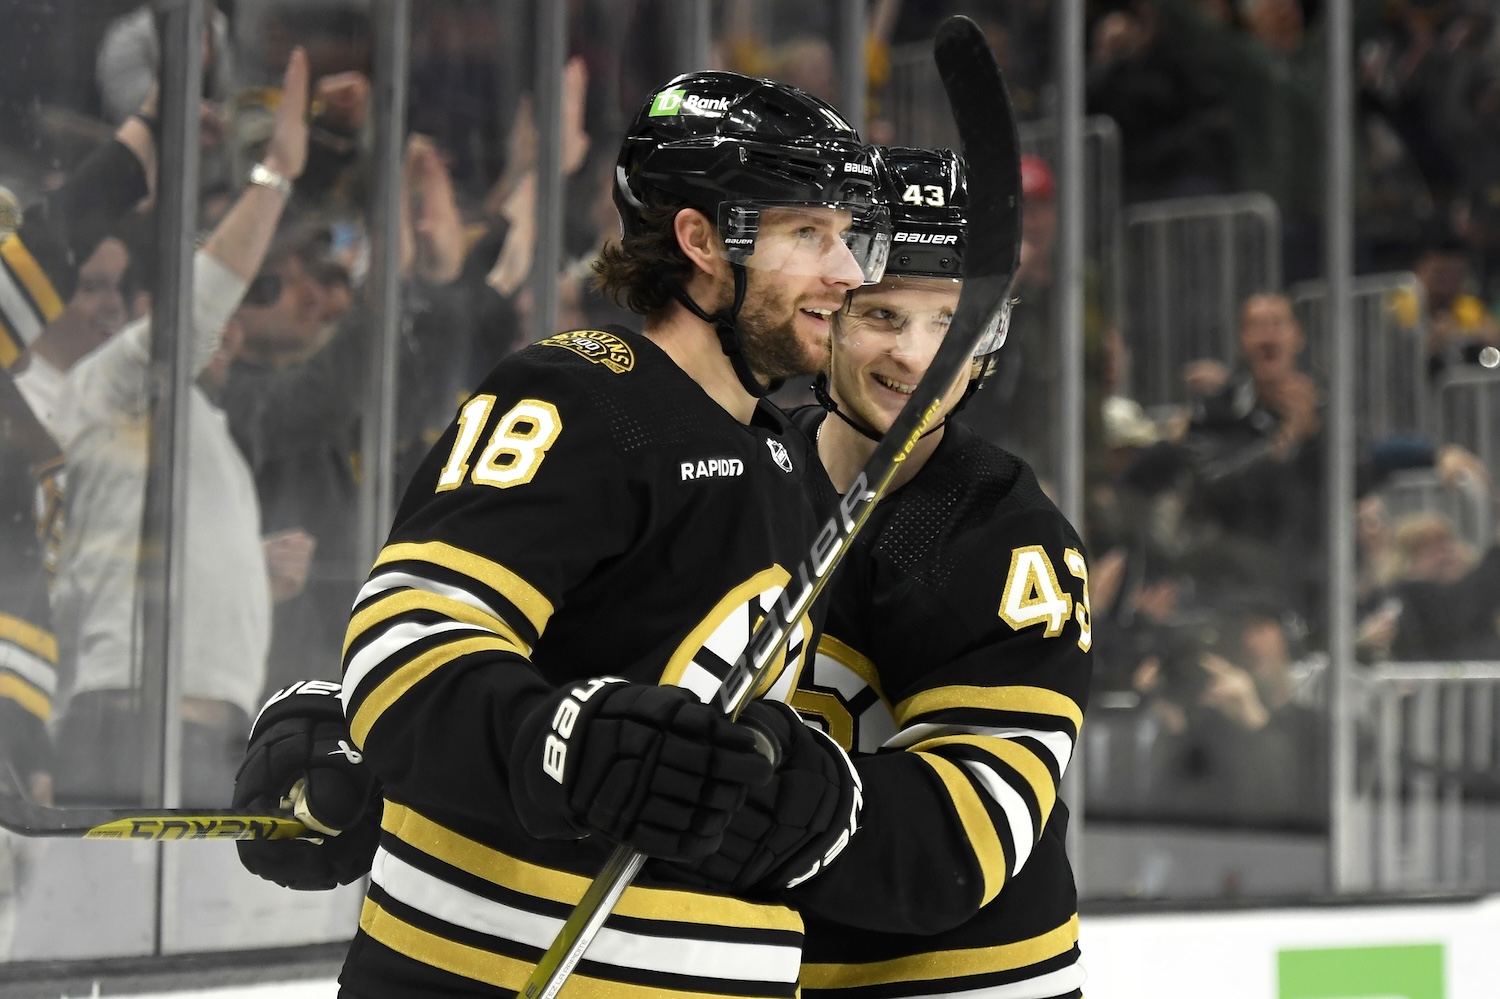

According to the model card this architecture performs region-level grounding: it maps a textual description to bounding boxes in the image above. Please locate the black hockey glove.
[510,678,775,861]
[233,680,382,891]
[663,699,862,893]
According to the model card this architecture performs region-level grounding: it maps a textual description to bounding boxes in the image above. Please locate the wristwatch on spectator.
[248,162,293,198]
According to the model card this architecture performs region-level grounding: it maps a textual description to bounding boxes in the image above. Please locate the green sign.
[1278,944,1444,999]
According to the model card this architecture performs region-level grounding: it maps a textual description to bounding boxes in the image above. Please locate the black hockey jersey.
[340,328,831,998]
[789,410,1091,999]
[0,370,58,777]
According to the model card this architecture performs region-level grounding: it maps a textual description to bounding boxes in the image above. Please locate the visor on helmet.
[971,297,1012,357]
[715,200,890,284]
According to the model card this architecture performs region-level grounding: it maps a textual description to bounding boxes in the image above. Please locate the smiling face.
[828,275,969,434]
[719,205,868,381]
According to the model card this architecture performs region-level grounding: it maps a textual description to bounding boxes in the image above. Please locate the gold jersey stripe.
[0,317,18,368]
[800,913,1080,989]
[359,898,752,999]
[0,673,50,721]
[907,734,1058,822]
[0,612,58,663]
[814,634,886,703]
[349,633,524,747]
[373,541,553,636]
[382,801,803,932]
[0,236,64,322]
[914,752,1007,906]
[343,587,531,661]
[894,684,1083,733]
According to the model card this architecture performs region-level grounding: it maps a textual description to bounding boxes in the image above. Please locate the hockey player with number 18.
[236,71,889,999]
[767,148,1090,998]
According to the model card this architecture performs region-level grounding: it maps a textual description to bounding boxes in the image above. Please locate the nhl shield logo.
[765,438,793,473]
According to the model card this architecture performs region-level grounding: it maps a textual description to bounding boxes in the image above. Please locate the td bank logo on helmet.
[649,87,732,117]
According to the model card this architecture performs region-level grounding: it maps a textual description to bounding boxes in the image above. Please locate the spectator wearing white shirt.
[50,49,312,807]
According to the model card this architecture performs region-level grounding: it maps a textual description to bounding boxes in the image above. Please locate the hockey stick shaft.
[521,16,1021,998]
[0,794,309,841]
[0,766,321,841]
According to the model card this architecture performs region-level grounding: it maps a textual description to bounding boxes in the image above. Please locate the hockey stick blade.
[0,792,309,841]
[520,15,1021,999]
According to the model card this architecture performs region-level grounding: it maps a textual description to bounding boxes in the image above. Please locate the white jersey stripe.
[865,956,1085,999]
[0,263,42,348]
[885,724,1073,774]
[960,759,1036,874]
[342,619,486,712]
[370,847,802,984]
[356,571,506,625]
[0,642,57,696]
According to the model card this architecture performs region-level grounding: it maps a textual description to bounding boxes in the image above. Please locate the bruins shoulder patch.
[536,329,634,374]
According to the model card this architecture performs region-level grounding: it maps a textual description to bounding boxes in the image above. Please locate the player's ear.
[673,208,725,279]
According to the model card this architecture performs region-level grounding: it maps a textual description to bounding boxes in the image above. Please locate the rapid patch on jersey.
[680,457,745,480]
[535,329,635,373]
[658,566,811,707]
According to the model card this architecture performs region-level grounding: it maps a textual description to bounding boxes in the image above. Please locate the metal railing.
[1359,662,1500,891]
[1123,193,1281,408]
[1435,367,1500,484]
[1292,272,1431,440]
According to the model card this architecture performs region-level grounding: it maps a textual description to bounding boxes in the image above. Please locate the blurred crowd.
[0,0,1498,855]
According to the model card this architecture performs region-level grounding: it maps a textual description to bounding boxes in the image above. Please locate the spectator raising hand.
[1263,369,1320,456]
[49,45,314,809]
[260,48,310,188]
[400,136,466,285]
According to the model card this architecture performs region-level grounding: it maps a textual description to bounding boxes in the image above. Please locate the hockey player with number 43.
[783,148,1091,999]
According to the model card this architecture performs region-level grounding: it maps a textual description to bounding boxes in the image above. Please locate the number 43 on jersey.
[999,545,1091,652]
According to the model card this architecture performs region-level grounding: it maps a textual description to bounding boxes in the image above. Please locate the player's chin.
[792,308,832,350]
[795,314,836,363]
[850,394,900,436]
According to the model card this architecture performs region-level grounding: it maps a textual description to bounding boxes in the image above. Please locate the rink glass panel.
[1,0,1491,976]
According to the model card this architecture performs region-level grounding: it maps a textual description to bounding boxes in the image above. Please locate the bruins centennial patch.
[537,329,635,373]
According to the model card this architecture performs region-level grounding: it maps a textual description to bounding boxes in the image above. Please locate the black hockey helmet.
[615,71,891,281]
[613,72,892,397]
[815,147,1012,439]
[882,146,1009,360]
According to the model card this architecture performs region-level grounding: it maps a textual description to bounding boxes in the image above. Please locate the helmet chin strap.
[672,264,784,399]
[812,371,948,443]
